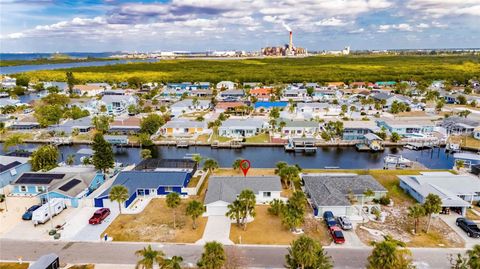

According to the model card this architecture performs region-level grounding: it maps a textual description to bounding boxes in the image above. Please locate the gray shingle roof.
[302,174,386,207]
[204,176,282,204]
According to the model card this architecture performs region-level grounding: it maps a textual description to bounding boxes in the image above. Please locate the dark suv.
[323,211,337,227]
[456,217,480,238]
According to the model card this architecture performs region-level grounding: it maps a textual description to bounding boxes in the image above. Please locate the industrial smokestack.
[289,31,293,52]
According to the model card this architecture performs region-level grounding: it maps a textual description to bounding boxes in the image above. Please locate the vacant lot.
[19,55,479,83]
[103,198,207,243]
[229,205,331,245]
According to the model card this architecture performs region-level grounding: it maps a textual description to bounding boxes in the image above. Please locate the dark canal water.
[4,144,456,169]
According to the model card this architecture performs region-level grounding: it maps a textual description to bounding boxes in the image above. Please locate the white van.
[32,199,66,226]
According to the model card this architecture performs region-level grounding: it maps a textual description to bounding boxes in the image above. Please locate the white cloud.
[378,23,414,32]
[314,17,348,26]
[406,0,480,17]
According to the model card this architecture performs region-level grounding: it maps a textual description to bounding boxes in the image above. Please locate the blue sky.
[0,0,479,52]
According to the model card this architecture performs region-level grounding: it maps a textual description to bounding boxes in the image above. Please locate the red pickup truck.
[89,208,110,225]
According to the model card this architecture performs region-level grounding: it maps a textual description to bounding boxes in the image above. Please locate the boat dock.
[285,137,317,154]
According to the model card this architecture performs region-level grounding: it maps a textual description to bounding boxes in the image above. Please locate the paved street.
[0,239,464,268]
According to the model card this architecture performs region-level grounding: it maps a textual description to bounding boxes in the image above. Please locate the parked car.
[323,211,337,227]
[456,217,480,238]
[89,208,111,225]
[337,216,353,230]
[330,226,345,244]
[22,205,41,220]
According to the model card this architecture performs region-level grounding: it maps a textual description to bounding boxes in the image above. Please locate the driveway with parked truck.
[63,206,119,241]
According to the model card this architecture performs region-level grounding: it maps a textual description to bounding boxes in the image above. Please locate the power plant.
[262,30,307,57]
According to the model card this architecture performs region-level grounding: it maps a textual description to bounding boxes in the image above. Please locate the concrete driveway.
[439,214,480,248]
[62,206,119,241]
[196,216,233,245]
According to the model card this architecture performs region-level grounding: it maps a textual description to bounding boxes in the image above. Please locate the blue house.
[342,121,381,140]
[94,171,191,208]
[254,101,287,111]
[11,167,105,207]
[0,156,31,194]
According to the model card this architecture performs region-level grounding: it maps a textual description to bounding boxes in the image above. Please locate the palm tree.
[192,154,203,166]
[65,154,75,166]
[275,161,288,175]
[197,241,226,269]
[135,245,165,269]
[279,165,301,190]
[166,192,181,229]
[161,255,183,269]
[109,185,129,214]
[423,193,442,233]
[367,235,413,269]
[232,158,242,171]
[226,199,243,227]
[3,134,24,152]
[238,189,256,230]
[285,235,333,269]
[467,245,480,269]
[408,204,425,234]
[203,158,219,172]
[140,149,152,160]
[186,200,205,229]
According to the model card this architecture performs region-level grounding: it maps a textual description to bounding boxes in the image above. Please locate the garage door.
[207,205,228,216]
[320,206,348,217]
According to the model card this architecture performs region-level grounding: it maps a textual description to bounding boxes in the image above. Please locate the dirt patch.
[230,205,331,245]
[356,205,464,248]
[103,198,207,243]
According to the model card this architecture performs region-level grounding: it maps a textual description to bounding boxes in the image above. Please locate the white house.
[218,118,267,138]
[296,103,341,118]
[216,81,236,90]
[281,87,309,102]
[204,176,282,216]
[159,119,210,137]
[97,95,138,115]
[72,85,105,97]
[170,99,211,116]
[280,119,320,138]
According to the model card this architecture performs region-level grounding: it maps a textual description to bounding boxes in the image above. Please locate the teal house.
[0,156,31,194]
[11,166,105,207]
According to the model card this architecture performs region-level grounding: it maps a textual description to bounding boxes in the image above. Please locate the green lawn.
[245,133,270,143]
[17,55,479,83]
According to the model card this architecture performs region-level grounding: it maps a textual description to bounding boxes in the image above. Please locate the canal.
[5,144,456,169]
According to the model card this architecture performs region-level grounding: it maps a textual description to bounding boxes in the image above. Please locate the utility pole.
[46,186,54,231]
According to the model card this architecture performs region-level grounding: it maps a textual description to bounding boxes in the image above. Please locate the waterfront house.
[204,176,282,216]
[376,119,435,137]
[216,81,236,90]
[349,82,369,89]
[159,119,210,137]
[243,82,261,89]
[94,159,196,208]
[191,89,213,98]
[280,119,320,138]
[250,88,273,101]
[86,83,112,91]
[48,116,93,135]
[98,95,137,115]
[0,97,20,108]
[399,172,480,216]
[302,174,387,217]
[102,89,126,96]
[369,92,412,110]
[11,166,105,208]
[170,99,211,116]
[166,82,193,91]
[218,118,267,138]
[9,116,40,130]
[254,101,287,112]
[219,90,245,101]
[109,116,141,134]
[0,156,31,194]
[342,120,381,140]
[214,102,246,113]
[439,117,479,135]
[71,85,104,97]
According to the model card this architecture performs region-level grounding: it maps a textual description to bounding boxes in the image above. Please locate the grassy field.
[103,198,207,243]
[0,263,29,269]
[17,55,480,83]
[245,133,270,143]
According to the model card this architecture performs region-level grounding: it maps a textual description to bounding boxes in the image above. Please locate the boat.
[383,154,413,169]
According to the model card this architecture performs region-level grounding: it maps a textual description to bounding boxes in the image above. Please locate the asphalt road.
[0,239,463,268]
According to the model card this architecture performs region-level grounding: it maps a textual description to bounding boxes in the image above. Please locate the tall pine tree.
[92,132,114,174]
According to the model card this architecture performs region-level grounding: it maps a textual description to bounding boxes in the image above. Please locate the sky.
[0,0,479,52]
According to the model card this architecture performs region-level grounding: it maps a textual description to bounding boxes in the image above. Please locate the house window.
[165,187,173,193]
[263,192,271,198]
[20,185,27,192]
[137,189,145,196]
[37,186,46,193]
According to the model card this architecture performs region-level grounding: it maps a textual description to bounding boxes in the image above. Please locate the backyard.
[102,198,207,243]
